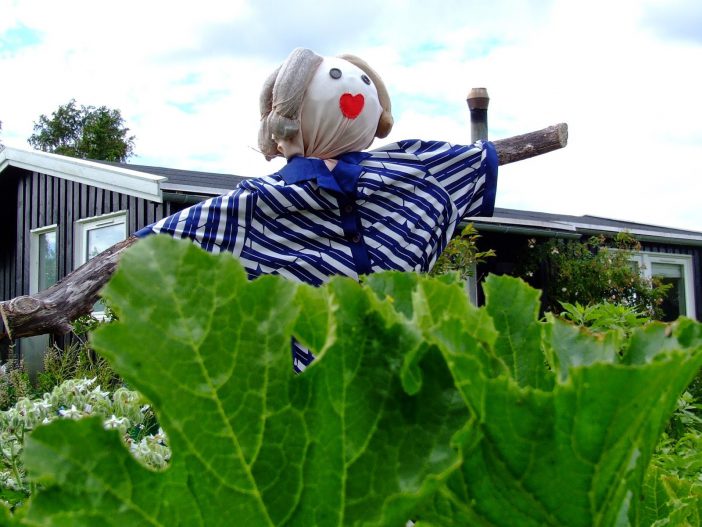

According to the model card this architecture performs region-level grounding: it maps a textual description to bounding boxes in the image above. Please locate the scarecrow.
[136,47,498,371]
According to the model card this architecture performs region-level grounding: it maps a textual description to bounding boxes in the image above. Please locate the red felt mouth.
[339,93,365,119]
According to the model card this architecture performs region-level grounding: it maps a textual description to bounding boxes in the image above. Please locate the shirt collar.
[279,152,372,197]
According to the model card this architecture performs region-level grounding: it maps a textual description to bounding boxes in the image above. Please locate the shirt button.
[342,204,354,214]
[349,233,362,243]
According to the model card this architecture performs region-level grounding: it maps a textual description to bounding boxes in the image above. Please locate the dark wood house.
[1,145,701,367]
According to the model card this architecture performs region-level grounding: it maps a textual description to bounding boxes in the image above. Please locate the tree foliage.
[27,99,135,162]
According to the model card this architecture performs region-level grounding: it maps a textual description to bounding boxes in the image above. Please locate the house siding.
[0,167,21,302]
[0,168,172,302]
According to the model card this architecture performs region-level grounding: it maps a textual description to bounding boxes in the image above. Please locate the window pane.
[651,262,686,321]
[38,231,57,291]
[85,221,125,315]
[651,262,683,279]
[86,224,124,260]
[657,276,686,321]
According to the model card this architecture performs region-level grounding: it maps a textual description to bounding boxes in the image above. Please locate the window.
[75,211,127,267]
[26,225,59,373]
[630,252,696,321]
[30,225,58,294]
[75,211,127,315]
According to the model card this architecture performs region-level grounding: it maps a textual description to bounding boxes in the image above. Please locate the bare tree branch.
[1,236,137,340]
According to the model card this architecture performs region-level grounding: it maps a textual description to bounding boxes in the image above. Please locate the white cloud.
[1,0,700,230]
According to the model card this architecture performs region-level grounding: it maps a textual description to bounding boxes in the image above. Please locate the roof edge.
[0,146,165,202]
[471,213,702,246]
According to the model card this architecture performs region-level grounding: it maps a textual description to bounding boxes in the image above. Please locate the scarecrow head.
[258,48,394,161]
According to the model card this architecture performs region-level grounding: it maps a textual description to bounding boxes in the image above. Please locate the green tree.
[28,99,135,162]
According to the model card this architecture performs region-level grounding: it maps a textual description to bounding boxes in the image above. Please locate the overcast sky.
[1,0,701,231]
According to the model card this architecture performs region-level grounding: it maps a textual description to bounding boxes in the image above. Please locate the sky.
[1,0,701,231]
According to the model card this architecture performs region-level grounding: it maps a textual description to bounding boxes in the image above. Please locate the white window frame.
[29,224,58,295]
[74,211,127,267]
[74,211,127,319]
[630,252,696,319]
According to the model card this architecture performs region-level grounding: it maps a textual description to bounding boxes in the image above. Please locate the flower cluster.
[0,378,170,503]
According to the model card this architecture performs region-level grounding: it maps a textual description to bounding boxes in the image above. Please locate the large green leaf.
[17,236,467,526]
[9,237,702,526]
[416,276,702,527]
[483,274,553,390]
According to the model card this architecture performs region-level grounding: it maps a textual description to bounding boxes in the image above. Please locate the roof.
[0,145,166,202]
[471,208,702,246]
[103,162,249,196]
[2,145,701,245]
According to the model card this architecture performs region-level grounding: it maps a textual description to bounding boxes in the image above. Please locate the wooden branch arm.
[0,236,138,340]
[491,123,568,165]
[0,123,568,341]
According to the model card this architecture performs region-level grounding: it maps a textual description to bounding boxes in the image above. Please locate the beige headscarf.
[258,48,393,161]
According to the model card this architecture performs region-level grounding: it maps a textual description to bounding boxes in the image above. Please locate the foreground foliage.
[4,236,702,526]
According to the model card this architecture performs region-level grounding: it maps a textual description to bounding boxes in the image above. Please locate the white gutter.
[573,222,702,246]
[0,146,165,202]
[468,215,582,239]
[468,214,702,246]
[470,215,578,232]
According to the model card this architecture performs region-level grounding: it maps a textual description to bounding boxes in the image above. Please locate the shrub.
[0,360,32,412]
[518,232,670,319]
[430,222,495,280]
[35,341,122,396]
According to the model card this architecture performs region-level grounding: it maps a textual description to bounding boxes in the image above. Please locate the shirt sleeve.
[135,187,255,256]
[376,139,499,219]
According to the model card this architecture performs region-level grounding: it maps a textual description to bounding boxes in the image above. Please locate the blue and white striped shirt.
[137,139,498,371]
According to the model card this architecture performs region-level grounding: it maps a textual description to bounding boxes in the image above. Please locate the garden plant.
[1,235,701,526]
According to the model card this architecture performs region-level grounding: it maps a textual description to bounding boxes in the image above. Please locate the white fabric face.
[277,56,382,160]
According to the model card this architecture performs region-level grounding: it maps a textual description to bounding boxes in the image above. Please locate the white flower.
[90,385,110,399]
[150,428,168,445]
[58,405,81,419]
[74,377,97,393]
[35,399,52,412]
[103,414,128,430]
[561,287,567,292]
[551,247,559,255]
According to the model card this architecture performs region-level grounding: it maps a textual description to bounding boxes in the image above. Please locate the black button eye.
[329,68,342,79]
[361,74,371,85]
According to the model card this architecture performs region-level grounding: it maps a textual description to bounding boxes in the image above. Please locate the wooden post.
[467,87,490,142]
